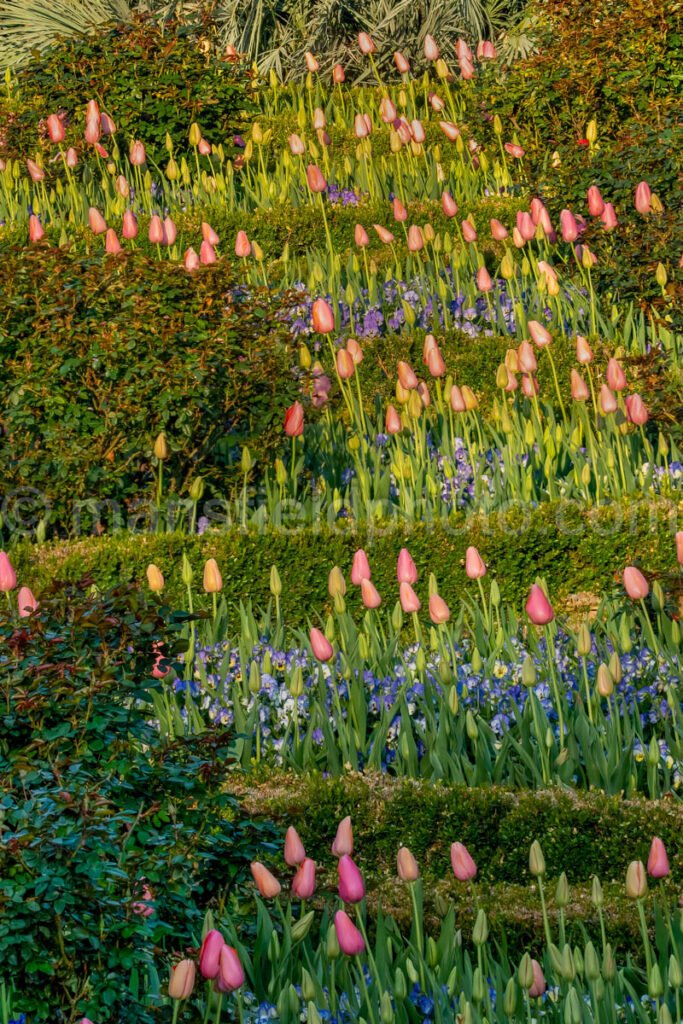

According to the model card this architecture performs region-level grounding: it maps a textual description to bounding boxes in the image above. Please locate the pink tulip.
[129,140,146,165]
[292,858,316,898]
[288,133,305,155]
[625,394,648,425]
[161,217,176,246]
[512,227,526,249]
[198,138,211,155]
[623,566,649,600]
[559,209,579,242]
[411,119,426,143]
[407,225,424,252]
[450,385,466,413]
[391,197,407,222]
[456,38,472,61]
[284,826,306,866]
[65,146,78,168]
[251,861,281,898]
[526,584,554,625]
[397,846,419,881]
[332,64,345,84]
[105,229,122,255]
[635,181,651,215]
[587,186,605,217]
[386,405,402,434]
[530,197,545,224]
[606,358,626,391]
[459,56,475,80]
[423,33,439,60]
[440,122,461,142]
[47,113,65,143]
[199,930,225,979]
[570,369,589,402]
[306,164,327,193]
[490,218,508,240]
[28,215,45,242]
[521,374,539,398]
[600,202,618,230]
[354,113,371,139]
[675,531,683,565]
[528,320,552,347]
[168,959,196,1000]
[504,142,525,159]
[516,211,535,241]
[0,553,17,592]
[351,549,371,585]
[397,361,418,390]
[17,586,38,616]
[380,96,397,123]
[465,546,486,579]
[217,946,244,993]
[132,883,155,917]
[427,346,446,377]
[284,401,304,437]
[122,209,137,240]
[304,50,319,73]
[202,222,220,245]
[396,548,418,584]
[337,349,355,380]
[100,112,116,135]
[399,581,421,614]
[461,220,477,243]
[361,578,382,609]
[115,175,129,197]
[450,842,477,881]
[529,960,546,998]
[235,230,251,258]
[148,215,164,244]
[354,223,370,247]
[335,910,365,955]
[575,335,594,363]
[338,854,365,903]
[184,247,199,271]
[599,384,617,415]
[394,51,410,73]
[441,191,458,218]
[374,224,395,244]
[517,341,537,375]
[477,266,493,292]
[428,593,450,624]
[357,32,376,54]
[647,837,670,879]
[84,115,100,145]
[88,207,106,234]
[312,297,335,334]
[332,816,354,857]
[200,240,217,265]
[310,626,334,662]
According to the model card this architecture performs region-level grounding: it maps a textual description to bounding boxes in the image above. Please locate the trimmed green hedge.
[9,498,682,621]
[228,771,683,953]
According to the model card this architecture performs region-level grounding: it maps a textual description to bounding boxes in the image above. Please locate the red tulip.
[429,593,450,624]
[647,837,670,879]
[310,626,334,662]
[284,826,306,866]
[335,910,365,955]
[199,930,225,979]
[284,401,304,437]
[338,854,365,903]
[332,816,353,857]
[250,861,281,898]
[526,584,554,625]
[312,297,335,334]
[450,842,477,881]
[623,566,649,600]
[292,858,316,898]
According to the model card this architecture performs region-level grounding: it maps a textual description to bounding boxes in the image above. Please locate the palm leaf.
[0,0,131,70]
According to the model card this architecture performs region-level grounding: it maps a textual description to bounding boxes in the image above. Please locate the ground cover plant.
[0,0,681,1019]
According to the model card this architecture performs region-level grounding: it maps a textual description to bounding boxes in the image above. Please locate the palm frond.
[0,0,131,69]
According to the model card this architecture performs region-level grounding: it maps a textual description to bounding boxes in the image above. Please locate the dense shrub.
[0,15,254,161]
[0,247,298,535]
[0,579,278,1022]
[7,499,682,622]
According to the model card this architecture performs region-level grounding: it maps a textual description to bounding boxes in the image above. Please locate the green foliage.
[7,498,681,622]
[0,579,278,1021]
[0,14,254,159]
[0,246,298,535]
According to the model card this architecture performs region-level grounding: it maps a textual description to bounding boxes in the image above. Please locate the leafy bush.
[0,579,278,1021]
[7,498,682,622]
[0,14,254,160]
[0,247,298,535]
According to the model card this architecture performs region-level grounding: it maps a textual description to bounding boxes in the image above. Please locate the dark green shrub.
[0,15,255,161]
[0,247,298,536]
[0,579,278,1022]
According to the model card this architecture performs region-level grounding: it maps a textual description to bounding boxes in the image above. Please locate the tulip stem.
[536,876,552,950]
[214,993,224,1023]
[171,1001,181,1024]
[636,897,653,974]
[408,881,426,989]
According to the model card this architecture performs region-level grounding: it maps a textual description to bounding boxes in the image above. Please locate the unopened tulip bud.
[647,837,670,879]
[451,842,477,881]
[169,959,196,999]
[529,840,546,876]
[625,860,647,899]
[596,664,614,698]
[623,566,649,600]
[251,861,281,898]
[146,564,164,592]
[203,558,222,593]
[397,846,419,882]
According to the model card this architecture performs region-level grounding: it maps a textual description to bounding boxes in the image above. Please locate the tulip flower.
[28,215,45,242]
[146,564,164,592]
[203,558,222,594]
[100,112,116,135]
[132,883,154,917]
[397,361,418,390]
[47,113,65,143]
[373,224,395,244]
[354,224,370,247]
[526,584,554,625]
[411,119,426,143]
[250,861,282,898]
[396,548,418,585]
[676,531,683,565]
[521,374,539,398]
[390,197,407,223]
[451,842,477,881]
[235,230,251,257]
[623,566,649,600]
[217,946,245,993]
[625,860,648,899]
[361,578,382,609]
[606,358,626,391]
[292,858,316,898]
[450,385,466,413]
[306,164,327,192]
[517,341,537,376]
[599,384,617,415]
[284,826,306,866]
[338,854,365,903]
[429,593,450,624]
[200,240,217,264]
[399,581,421,614]
[351,549,371,585]
[347,339,363,365]
[394,51,410,73]
[312,297,335,334]
[288,133,305,156]
[635,181,652,215]
[162,218,176,246]
[17,586,39,616]
[575,335,594,363]
[84,114,100,145]
[587,185,605,217]
[570,369,590,402]
[284,401,304,437]
[504,142,525,159]
[121,209,137,240]
[441,191,458,218]
[304,50,319,72]
[397,846,419,882]
[198,138,211,155]
[335,349,353,380]
[379,96,397,123]
[147,215,164,244]
[490,218,508,240]
[65,146,78,168]
[335,910,365,955]
[386,404,402,433]
[601,202,618,229]
[559,208,579,242]
[462,220,477,243]
[199,929,225,979]
[476,266,493,292]
[0,553,16,592]
[105,228,122,255]
[529,960,546,998]
[310,626,334,662]
[88,207,107,234]
[439,121,460,142]
[202,222,219,246]
[465,546,486,579]
[423,33,439,60]
[459,56,475,79]
[528,321,552,347]
[332,816,354,857]
[332,63,345,83]
[647,837,670,879]
[357,32,376,54]
[516,211,535,241]
[354,113,371,138]
[168,959,196,1000]
[184,247,200,271]
[625,394,648,425]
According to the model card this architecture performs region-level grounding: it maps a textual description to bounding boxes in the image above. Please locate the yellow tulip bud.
[146,563,164,592]
[203,557,223,593]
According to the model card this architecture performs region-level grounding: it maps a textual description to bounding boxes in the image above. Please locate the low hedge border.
[228,771,683,954]
[10,498,682,622]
